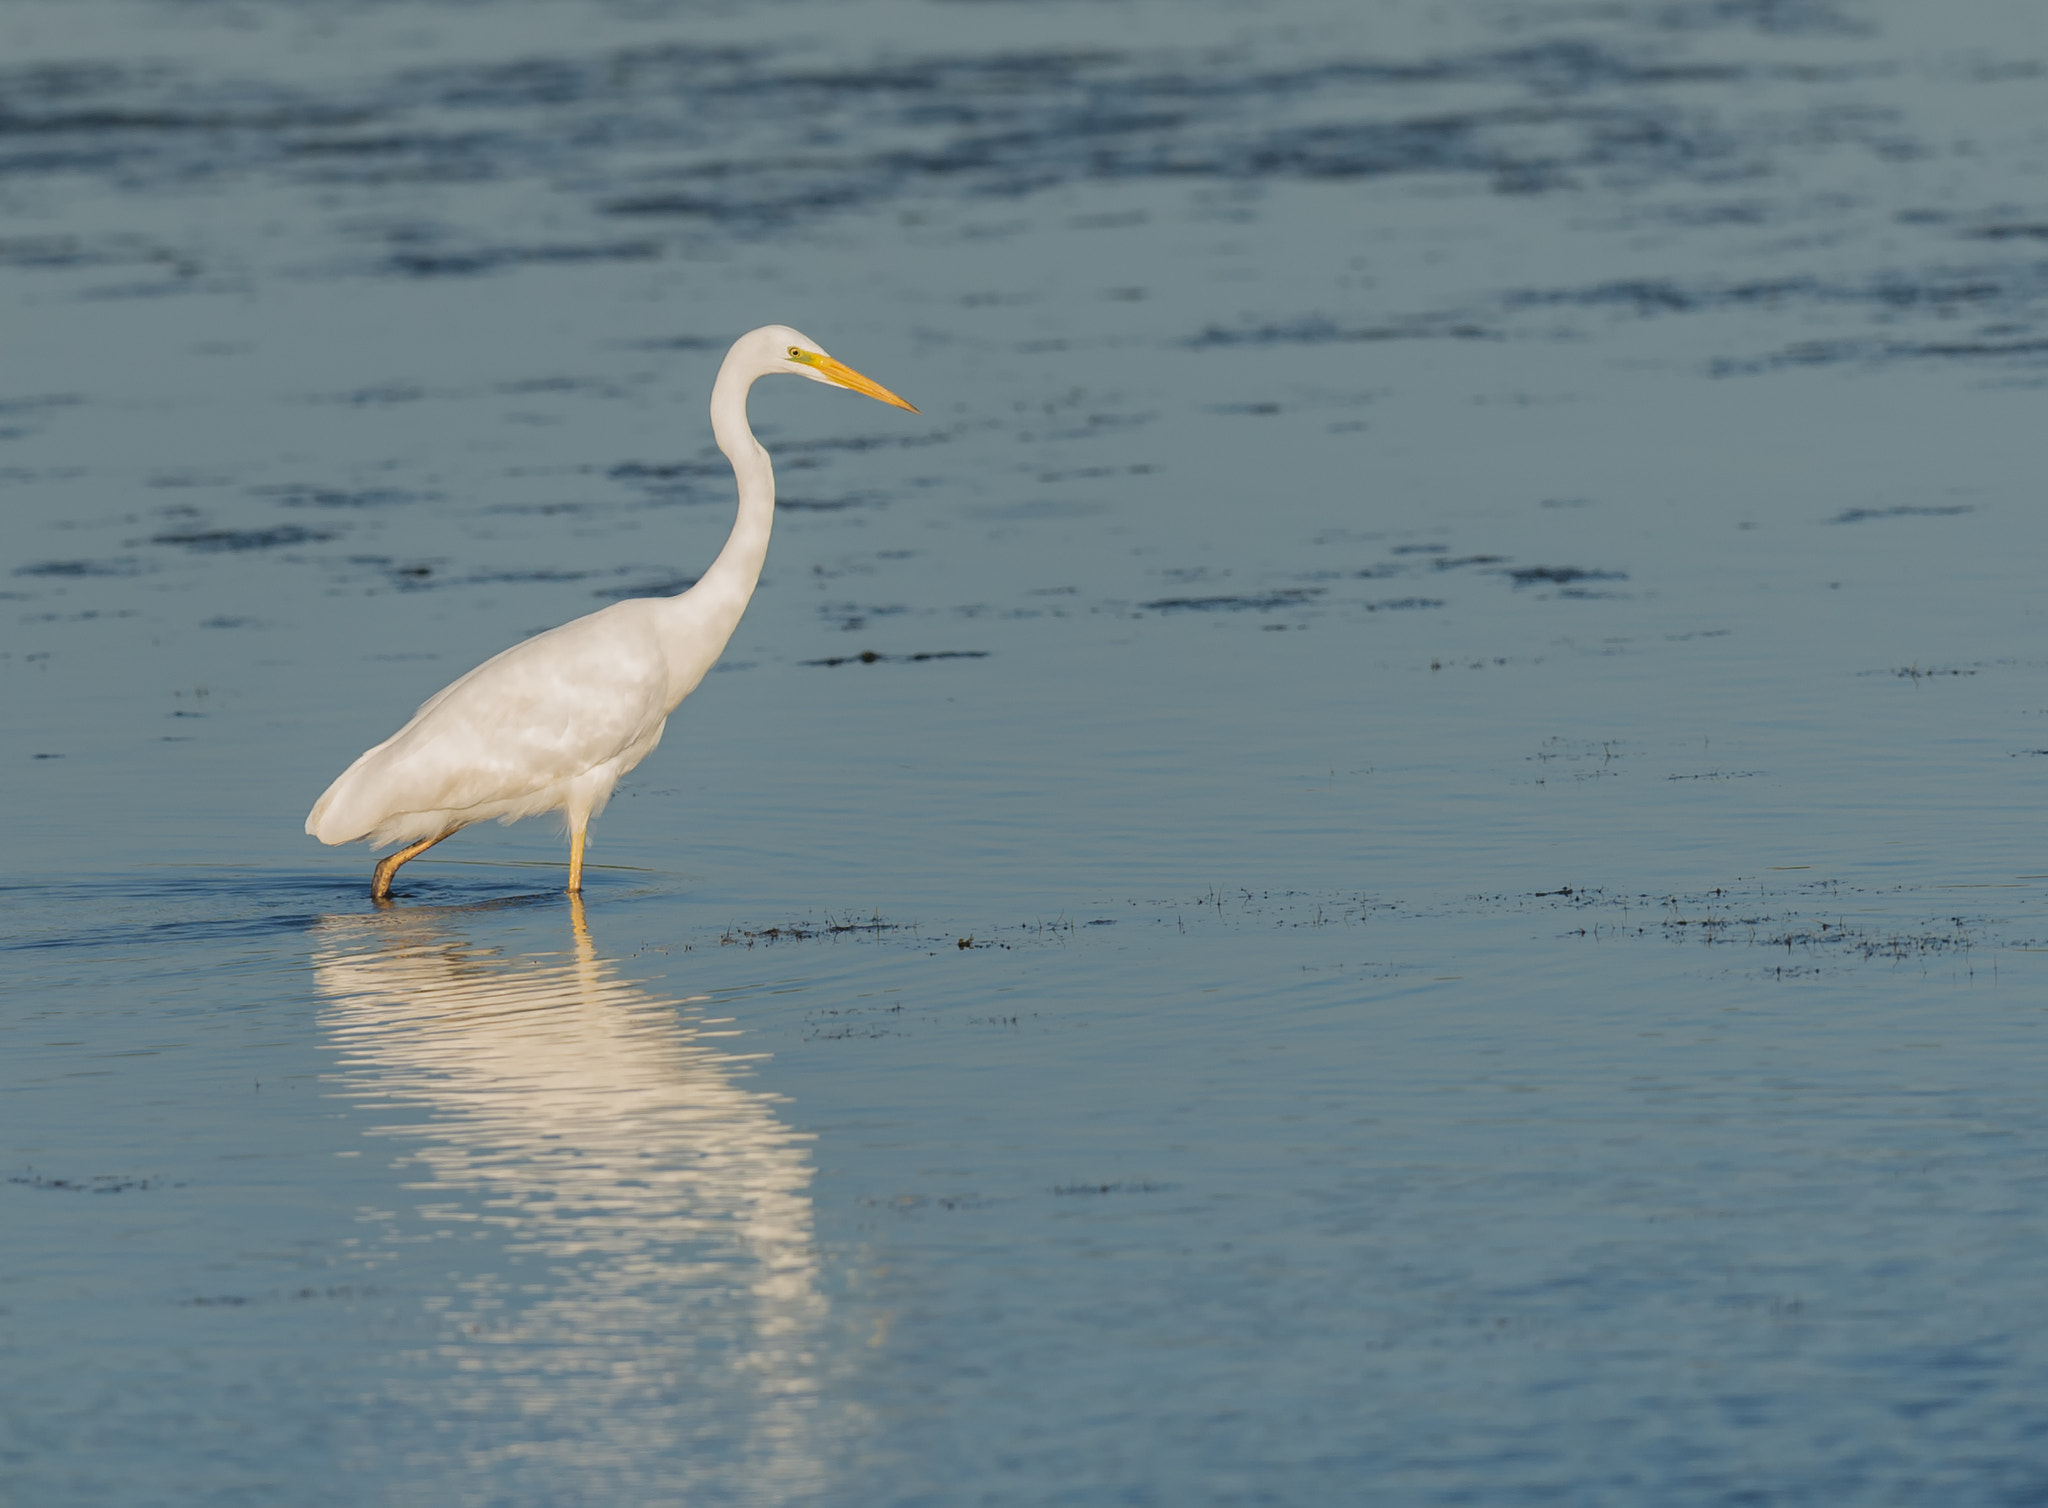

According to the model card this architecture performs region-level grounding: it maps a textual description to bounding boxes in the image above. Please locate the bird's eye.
[787,346,802,359]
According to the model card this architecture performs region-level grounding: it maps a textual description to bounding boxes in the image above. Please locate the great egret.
[306,325,917,899]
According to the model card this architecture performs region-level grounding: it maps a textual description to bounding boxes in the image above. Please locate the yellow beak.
[815,355,919,413]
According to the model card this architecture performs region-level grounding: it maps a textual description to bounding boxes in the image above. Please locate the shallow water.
[7,0,2048,1502]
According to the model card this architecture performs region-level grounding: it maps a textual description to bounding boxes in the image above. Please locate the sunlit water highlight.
[315,900,835,1501]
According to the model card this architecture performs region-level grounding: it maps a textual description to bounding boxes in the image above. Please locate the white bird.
[306,325,917,900]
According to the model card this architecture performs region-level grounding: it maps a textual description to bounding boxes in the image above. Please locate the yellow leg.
[371,830,454,902]
[568,826,586,894]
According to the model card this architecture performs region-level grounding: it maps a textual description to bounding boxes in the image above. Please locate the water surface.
[7,0,2048,1501]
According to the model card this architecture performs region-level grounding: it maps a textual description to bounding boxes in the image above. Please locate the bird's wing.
[312,606,673,839]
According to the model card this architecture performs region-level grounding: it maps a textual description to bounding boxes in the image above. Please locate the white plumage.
[307,324,918,899]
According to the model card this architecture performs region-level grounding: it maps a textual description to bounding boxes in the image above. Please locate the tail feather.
[306,741,396,845]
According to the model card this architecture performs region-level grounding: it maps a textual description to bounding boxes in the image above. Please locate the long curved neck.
[643,357,776,711]
[669,362,775,661]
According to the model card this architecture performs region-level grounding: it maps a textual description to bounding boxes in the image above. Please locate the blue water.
[7,0,2048,1501]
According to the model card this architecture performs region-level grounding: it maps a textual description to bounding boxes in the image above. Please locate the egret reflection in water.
[312,897,839,1499]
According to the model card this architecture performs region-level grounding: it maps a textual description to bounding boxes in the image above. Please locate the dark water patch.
[148,470,236,491]
[485,501,601,518]
[0,75,365,138]
[0,896,336,956]
[777,493,880,512]
[1892,337,2048,362]
[1052,1181,1169,1196]
[352,558,609,592]
[465,567,598,586]
[611,333,726,351]
[0,235,196,282]
[774,431,959,458]
[0,466,86,487]
[1505,275,1826,315]
[180,1284,374,1309]
[1035,463,1153,484]
[345,556,715,597]
[1643,0,1869,37]
[1713,335,2048,376]
[607,458,730,500]
[0,872,558,955]
[1141,588,1326,612]
[14,557,144,578]
[1433,554,1508,571]
[73,272,215,302]
[153,524,334,552]
[286,130,475,160]
[1506,565,1625,586]
[258,485,435,510]
[495,376,635,398]
[969,499,1111,521]
[9,1172,179,1194]
[383,238,661,278]
[1967,223,2048,242]
[21,608,139,624]
[0,236,106,269]
[403,44,768,113]
[0,23,1896,272]
[823,603,912,632]
[594,574,698,600]
[1829,504,1973,524]
[1364,596,1446,611]
[1592,270,2028,315]
[0,392,83,417]
[1189,315,1496,348]
[602,184,868,224]
[310,383,430,407]
[1409,263,2048,365]
[609,461,726,478]
[1652,197,1775,227]
[353,557,438,588]
[803,650,989,665]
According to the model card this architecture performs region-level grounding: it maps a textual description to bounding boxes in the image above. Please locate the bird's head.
[741,324,919,412]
